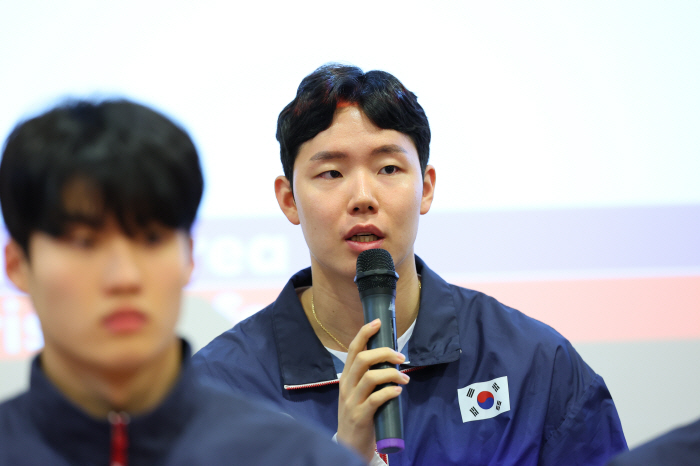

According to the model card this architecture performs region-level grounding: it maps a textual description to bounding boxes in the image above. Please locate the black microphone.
[354,248,404,454]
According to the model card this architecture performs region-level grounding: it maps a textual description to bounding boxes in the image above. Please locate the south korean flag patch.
[457,376,510,423]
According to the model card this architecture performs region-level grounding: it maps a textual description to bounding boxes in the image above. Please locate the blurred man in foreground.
[0,99,365,466]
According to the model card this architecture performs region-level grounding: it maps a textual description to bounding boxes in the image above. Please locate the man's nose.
[348,171,379,214]
[103,239,142,294]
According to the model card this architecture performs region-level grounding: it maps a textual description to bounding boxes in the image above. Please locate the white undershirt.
[325,318,416,377]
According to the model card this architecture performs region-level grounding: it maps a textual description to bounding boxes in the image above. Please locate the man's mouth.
[349,233,380,243]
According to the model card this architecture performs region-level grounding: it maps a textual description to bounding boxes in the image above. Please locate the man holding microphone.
[193,63,628,465]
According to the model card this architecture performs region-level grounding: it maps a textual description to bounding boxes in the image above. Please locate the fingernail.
[395,386,403,393]
[371,319,380,327]
[395,351,405,360]
[401,373,410,382]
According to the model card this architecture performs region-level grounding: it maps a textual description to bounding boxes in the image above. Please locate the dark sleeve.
[605,418,700,466]
[170,388,366,466]
[228,416,367,466]
[539,342,628,466]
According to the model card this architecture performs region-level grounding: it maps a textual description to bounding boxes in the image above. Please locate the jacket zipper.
[108,411,130,466]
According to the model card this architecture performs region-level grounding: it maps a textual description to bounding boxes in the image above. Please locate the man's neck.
[40,338,182,419]
[301,255,421,352]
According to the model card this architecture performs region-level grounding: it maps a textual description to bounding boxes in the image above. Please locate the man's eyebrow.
[370,144,408,156]
[308,151,347,162]
[309,145,408,162]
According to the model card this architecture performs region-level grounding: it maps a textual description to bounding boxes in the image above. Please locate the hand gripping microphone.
[354,248,404,454]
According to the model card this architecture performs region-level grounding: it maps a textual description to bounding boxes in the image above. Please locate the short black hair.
[276,63,430,189]
[0,99,204,255]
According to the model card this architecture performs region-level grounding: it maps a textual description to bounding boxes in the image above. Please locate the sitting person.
[0,99,365,466]
[192,63,628,465]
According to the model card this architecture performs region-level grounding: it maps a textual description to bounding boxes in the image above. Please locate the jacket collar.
[27,340,198,464]
[273,256,462,388]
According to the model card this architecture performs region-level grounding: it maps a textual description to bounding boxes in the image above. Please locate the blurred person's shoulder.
[606,418,700,466]
[0,390,69,465]
[170,376,365,466]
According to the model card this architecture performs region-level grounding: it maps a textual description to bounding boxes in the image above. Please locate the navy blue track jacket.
[0,342,365,466]
[193,257,628,465]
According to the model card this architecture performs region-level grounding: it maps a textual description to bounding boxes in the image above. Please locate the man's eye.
[69,234,96,249]
[144,231,162,244]
[141,228,170,246]
[319,170,342,179]
[380,165,400,175]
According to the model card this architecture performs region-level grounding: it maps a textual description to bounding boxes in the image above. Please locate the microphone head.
[355,248,398,292]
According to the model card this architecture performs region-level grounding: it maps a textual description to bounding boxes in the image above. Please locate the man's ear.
[420,164,437,215]
[274,176,300,225]
[5,240,30,293]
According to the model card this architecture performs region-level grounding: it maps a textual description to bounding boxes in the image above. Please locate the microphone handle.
[361,289,405,454]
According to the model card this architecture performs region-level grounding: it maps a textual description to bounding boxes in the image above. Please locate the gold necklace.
[310,281,421,353]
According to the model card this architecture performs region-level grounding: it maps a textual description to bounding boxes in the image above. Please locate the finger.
[344,319,381,370]
[341,347,405,390]
[357,347,406,369]
[351,369,410,405]
[340,384,404,438]
[364,384,404,413]
[341,319,382,388]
